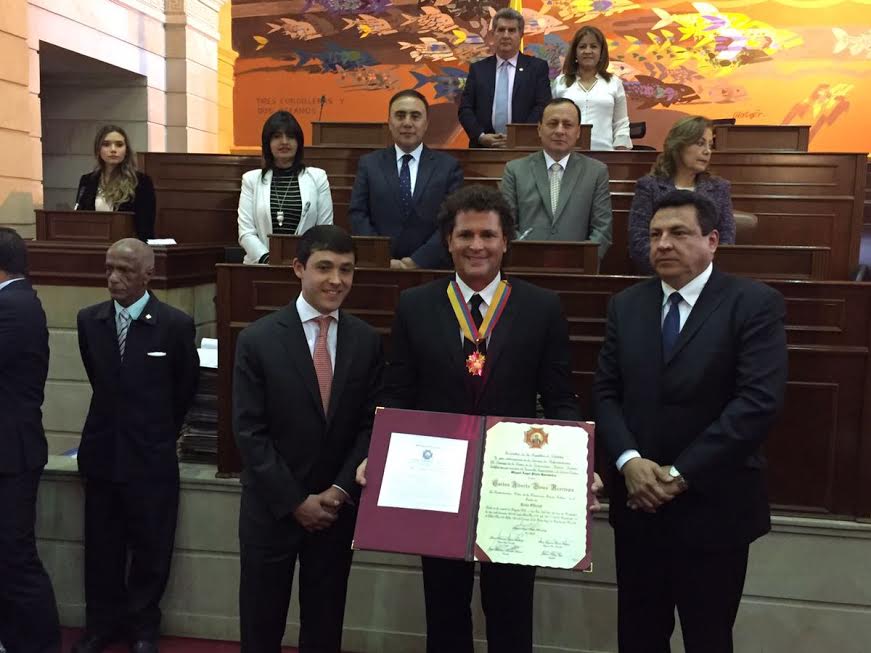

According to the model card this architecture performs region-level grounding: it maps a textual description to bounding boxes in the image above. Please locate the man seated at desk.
[500,98,613,258]
[350,89,463,269]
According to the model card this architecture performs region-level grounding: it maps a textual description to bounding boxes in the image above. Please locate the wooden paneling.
[140,149,866,279]
[35,210,136,243]
[713,125,810,152]
[312,121,391,147]
[506,123,592,150]
[505,240,600,274]
[216,264,871,519]
[269,234,391,268]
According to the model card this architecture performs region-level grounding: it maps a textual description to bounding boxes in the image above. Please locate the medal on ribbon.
[447,280,512,376]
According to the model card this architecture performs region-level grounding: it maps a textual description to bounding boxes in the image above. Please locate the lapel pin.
[145,314,152,320]
[519,67,524,72]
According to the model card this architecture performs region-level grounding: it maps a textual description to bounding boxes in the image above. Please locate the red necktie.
[313,315,333,412]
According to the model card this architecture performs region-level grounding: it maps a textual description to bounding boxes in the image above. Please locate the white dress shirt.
[489,54,518,132]
[615,263,713,473]
[454,271,502,346]
[296,293,339,368]
[551,73,632,150]
[543,152,571,175]
[395,143,424,195]
[0,277,25,292]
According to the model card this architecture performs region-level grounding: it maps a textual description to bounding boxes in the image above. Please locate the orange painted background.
[231,0,871,152]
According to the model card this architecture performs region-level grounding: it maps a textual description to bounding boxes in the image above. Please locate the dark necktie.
[662,292,683,356]
[464,293,487,357]
[399,153,413,219]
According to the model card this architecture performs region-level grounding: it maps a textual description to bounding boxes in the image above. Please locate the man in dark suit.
[0,228,61,653]
[593,190,788,653]
[458,8,551,148]
[233,225,383,653]
[350,89,463,269]
[73,239,199,653]
[357,185,599,652]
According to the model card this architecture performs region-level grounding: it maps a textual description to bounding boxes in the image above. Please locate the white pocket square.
[147,351,167,357]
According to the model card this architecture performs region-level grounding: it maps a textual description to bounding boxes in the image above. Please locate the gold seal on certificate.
[474,421,590,569]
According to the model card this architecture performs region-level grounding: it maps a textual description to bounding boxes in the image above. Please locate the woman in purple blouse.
[628,116,736,274]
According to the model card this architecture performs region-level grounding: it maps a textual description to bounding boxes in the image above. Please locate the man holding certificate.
[593,190,788,653]
[358,185,593,653]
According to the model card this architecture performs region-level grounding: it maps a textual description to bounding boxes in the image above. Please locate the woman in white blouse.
[551,26,632,151]
[237,110,333,264]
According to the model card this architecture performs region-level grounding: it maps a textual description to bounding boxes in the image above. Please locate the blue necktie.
[399,153,413,219]
[662,292,683,356]
[493,61,509,134]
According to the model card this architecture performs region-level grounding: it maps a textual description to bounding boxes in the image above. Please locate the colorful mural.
[231,0,871,151]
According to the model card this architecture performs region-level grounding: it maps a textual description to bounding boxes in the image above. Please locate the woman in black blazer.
[75,124,156,241]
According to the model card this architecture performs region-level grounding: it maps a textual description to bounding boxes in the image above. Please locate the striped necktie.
[117,309,131,360]
[312,315,333,413]
[493,60,510,134]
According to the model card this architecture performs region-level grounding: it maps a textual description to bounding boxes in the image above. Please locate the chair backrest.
[629,121,646,139]
[733,210,758,244]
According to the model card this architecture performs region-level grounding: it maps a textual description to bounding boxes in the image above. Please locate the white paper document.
[197,337,218,369]
[147,238,177,246]
[377,432,469,513]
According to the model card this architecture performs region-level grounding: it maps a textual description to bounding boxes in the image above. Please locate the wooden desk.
[506,123,592,150]
[716,245,830,280]
[505,240,599,274]
[311,121,391,147]
[35,210,135,243]
[270,234,391,268]
[215,264,871,518]
[714,125,810,152]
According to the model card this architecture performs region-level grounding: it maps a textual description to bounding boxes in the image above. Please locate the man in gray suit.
[501,98,612,258]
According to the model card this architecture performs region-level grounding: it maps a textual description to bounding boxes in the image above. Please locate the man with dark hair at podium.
[501,98,612,258]
[0,227,61,653]
[593,190,788,653]
[458,7,551,148]
[357,185,600,652]
[350,89,463,269]
[233,225,383,653]
[74,239,199,653]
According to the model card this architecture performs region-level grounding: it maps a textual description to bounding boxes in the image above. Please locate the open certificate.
[353,408,594,570]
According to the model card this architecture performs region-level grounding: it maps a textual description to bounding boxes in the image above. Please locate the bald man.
[73,239,199,653]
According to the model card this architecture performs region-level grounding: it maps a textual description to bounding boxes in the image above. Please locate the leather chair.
[733,210,758,244]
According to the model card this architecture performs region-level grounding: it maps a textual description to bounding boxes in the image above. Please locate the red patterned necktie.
[313,315,333,412]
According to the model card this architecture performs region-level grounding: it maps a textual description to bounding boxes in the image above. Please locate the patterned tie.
[463,293,487,357]
[549,162,563,216]
[313,315,333,413]
[662,292,683,356]
[117,309,131,361]
[493,60,509,134]
[399,153,413,220]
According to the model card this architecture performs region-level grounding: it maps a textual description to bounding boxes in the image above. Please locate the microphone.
[73,184,86,210]
[318,95,326,121]
[516,227,534,241]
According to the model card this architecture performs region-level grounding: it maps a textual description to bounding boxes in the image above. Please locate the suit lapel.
[96,300,122,371]
[436,284,466,372]
[326,313,354,425]
[511,54,527,112]
[531,152,554,221]
[277,305,324,418]
[553,154,583,224]
[483,56,497,120]
[665,269,729,365]
[260,169,272,233]
[412,146,434,204]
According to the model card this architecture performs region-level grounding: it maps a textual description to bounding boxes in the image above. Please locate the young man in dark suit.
[458,8,552,148]
[349,89,463,270]
[357,185,600,652]
[73,239,199,653]
[233,225,383,653]
[0,228,61,653]
[593,190,788,653]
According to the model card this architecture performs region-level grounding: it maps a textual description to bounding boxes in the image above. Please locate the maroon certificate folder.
[353,408,594,571]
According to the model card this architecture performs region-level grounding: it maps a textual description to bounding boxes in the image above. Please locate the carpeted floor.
[60,628,299,652]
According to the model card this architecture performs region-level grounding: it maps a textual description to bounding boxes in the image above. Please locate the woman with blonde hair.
[551,26,631,151]
[628,115,736,273]
[75,125,156,241]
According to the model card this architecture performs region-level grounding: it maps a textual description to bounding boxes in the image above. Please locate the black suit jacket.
[77,293,199,481]
[75,171,156,241]
[593,268,788,550]
[384,277,579,420]
[349,145,463,269]
[233,305,383,521]
[0,279,49,474]
[458,53,552,147]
